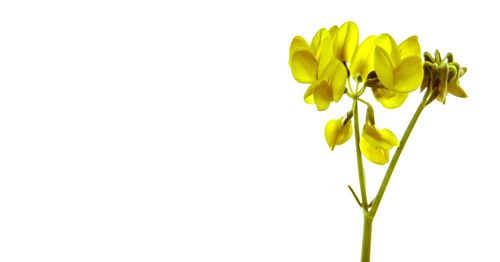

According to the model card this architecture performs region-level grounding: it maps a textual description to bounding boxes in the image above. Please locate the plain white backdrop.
[0,0,497,261]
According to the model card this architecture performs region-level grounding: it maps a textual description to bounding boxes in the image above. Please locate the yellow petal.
[324,119,352,150]
[319,59,347,102]
[393,56,423,92]
[378,128,399,147]
[303,83,315,104]
[290,50,318,83]
[362,123,399,151]
[325,119,342,150]
[350,35,377,81]
[376,34,400,66]
[311,28,330,59]
[360,136,389,165]
[329,25,339,36]
[374,47,394,88]
[337,120,353,145]
[447,84,468,98]
[317,37,334,76]
[289,36,310,58]
[372,87,408,108]
[398,36,421,60]
[332,21,359,62]
[362,125,391,150]
[312,80,332,111]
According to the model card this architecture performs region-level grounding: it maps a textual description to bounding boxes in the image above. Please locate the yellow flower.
[289,21,360,111]
[360,122,399,165]
[325,117,353,150]
[371,34,424,108]
[289,27,347,110]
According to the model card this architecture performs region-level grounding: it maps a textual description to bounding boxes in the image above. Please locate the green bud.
[459,67,467,77]
[444,52,454,63]
[437,63,449,103]
[424,51,435,63]
[434,50,442,63]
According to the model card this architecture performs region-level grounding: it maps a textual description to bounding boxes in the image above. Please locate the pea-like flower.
[324,116,353,151]
[368,34,424,108]
[360,122,399,165]
[289,21,359,110]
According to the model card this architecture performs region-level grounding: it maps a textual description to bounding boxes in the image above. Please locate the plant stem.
[369,89,431,217]
[360,214,373,262]
[353,99,368,210]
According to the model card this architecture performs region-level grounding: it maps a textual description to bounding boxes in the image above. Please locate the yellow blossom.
[359,122,399,165]
[289,27,347,110]
[371,34,424,108]
[325,118,353,151]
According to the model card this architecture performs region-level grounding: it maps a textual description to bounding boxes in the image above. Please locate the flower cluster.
[289,21,424,164]
[421,50,468,104]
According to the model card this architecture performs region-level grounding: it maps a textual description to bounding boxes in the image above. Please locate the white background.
[0,0,498,261]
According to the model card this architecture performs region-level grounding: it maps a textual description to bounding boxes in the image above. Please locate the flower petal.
[372,87,409,108]
[374,47,394,89]
[311,28,330,59]
[350,35,377,81]
[289,36,310,58]
[332,21,359,62]
[447,84,468,98]
[324,119,352,150]
[393,56,423,92]
[376,34,400,66]
[378,128,399,147]
[398,36,421,60]
[313,80,333,111]
[329,25,339,36]
[290,50,318,83]
[337,120,353,145]
[360,136,389,165]
[362,123,399,151]
[317,37,334,76]
[303,83,315,104]
[325,119,342,150]
[319,59,347,102]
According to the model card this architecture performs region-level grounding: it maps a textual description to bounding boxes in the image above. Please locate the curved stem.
[369,89,431,217]
[353,99,368,210]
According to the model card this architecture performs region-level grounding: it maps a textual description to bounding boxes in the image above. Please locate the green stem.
[360,215,373,262]
[369,89,431,217]
[353,99,368,210]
